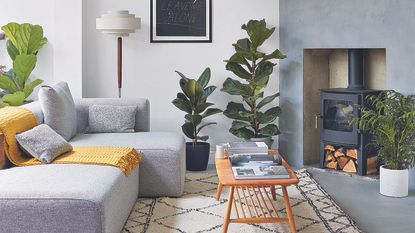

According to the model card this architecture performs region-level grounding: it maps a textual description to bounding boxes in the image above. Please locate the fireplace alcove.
[302,49,387,170]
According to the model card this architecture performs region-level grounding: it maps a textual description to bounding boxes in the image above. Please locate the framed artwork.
[150,0,212,43]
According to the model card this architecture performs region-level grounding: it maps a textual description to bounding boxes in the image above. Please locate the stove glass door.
[323,99,354,132]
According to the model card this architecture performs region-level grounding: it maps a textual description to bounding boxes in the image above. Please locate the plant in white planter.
[354,90,415,197]
[221,19,286,148]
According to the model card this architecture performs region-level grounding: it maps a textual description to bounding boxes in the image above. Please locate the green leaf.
[181,122,195,139]
[13,54,36,88]
[258,106,281,124]
[231,120,251,130]
[172,98,192,114]
[0,74,18,92]
[257,93,280,110]
[202,108,222,118]
[197,135,209,141]
[259,124,280,136]
[223,102,252,121]
[197,122,217,133]
[241,19,275,49]
[201,86,216,100]
[183,79,204,102]
[2,91,25,106]
[233,38,252,59]
[2,23,48,55]
[197,67,210,88]
[6,40,19,60]
[226,62,251,80]
[23,78,43,98]
[195,102,214,114]
[254,61,275,85]
[225,53,252,72]
[1,23,19,47]
[230,126,255,139]
[221,78,252,96]
[261,49,286,62]
[190,114,202,127]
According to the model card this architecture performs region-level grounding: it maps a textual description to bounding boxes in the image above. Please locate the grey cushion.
[16,124,73,163]
[39,82,77,141]
[75,98,150,133]
[0,164,139,233]
[87,105,137,133]
[70,132,186,197]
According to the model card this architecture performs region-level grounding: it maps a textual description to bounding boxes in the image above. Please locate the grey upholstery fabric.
[22,101,44,124]
[70,132,186,197]
[16,124,73,163]
[38,82,77,141]
[0,164,139,233]
[87,105,137,133]
[75,98,150,133]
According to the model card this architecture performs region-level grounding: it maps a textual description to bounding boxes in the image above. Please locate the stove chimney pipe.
[348,49,365,90]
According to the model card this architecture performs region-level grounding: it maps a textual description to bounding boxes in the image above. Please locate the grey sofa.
[0,98,186,233]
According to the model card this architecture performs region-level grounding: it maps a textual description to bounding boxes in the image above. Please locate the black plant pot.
[186,142,210,171]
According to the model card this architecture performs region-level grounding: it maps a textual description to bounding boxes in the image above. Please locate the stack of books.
[227,141,269,156]
[227,142,289,180]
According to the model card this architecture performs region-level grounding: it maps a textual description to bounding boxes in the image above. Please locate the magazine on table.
[229,153,289,179]
[232,165,290,179]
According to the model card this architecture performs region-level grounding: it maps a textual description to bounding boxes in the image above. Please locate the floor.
[308,168,415,233]
[208,164,415,233]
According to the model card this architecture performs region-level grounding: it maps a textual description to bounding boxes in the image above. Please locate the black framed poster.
[150,0,212,43]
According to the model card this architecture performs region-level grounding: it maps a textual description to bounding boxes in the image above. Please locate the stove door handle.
[314,113,322,129]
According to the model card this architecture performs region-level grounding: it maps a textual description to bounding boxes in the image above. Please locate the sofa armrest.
[74,98,150,133]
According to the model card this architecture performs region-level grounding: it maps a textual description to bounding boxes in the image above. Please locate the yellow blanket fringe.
[0,106,141,175]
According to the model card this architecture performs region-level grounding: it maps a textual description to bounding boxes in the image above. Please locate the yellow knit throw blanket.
[0,106,141,175]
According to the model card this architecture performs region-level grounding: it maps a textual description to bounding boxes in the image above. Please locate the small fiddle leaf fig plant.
[221,19,286,139]
[172,67,222,146]
[0,22,47,107]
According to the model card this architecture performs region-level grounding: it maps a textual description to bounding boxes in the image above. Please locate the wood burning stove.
[319,49,380,175]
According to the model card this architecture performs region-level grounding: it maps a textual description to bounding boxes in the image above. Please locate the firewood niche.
[324,144,377,174]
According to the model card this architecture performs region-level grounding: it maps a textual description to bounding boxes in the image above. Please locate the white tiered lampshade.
[96,10,141,37]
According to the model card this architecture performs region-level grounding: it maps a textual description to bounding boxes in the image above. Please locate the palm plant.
[0,22,47,107]
[221,19,286,139]
[172,67,222,146]
[353,90,415,170]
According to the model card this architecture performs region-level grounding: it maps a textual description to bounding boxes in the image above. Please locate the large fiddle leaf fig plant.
[221,19,286,139]
[0,22,47,107]
[172,67,222,146]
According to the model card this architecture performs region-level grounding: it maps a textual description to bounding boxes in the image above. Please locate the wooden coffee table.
[215,150,299,233]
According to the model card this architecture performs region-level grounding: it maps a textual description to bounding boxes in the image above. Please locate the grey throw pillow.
[39,82,77,141]
[87,105,137,133]
[16,124,73,163]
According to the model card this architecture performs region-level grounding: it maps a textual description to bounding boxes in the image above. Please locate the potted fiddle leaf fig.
[221,19,286,148]
[353,90,415,197]
[172,67,222,171]
[0,22,47,107]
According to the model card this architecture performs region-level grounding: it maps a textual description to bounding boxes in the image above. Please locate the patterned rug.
[123,169,362,233]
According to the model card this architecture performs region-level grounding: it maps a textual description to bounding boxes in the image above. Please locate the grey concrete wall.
[279,0,415,167]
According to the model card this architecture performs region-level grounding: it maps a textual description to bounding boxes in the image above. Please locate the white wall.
[0,0,55,99]
[83,0,281,155]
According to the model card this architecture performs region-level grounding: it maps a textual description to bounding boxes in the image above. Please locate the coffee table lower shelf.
[217,184,297,233]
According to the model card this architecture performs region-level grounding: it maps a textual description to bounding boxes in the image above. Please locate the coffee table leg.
[216,183,223,200]
[282,186,297,233]
[222,186,234,233]
[271,185,277,200]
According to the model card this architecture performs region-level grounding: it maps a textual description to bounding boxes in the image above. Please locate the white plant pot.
[380,165,408,197]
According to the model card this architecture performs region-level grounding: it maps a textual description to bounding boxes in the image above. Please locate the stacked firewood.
[324,144,377,174]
